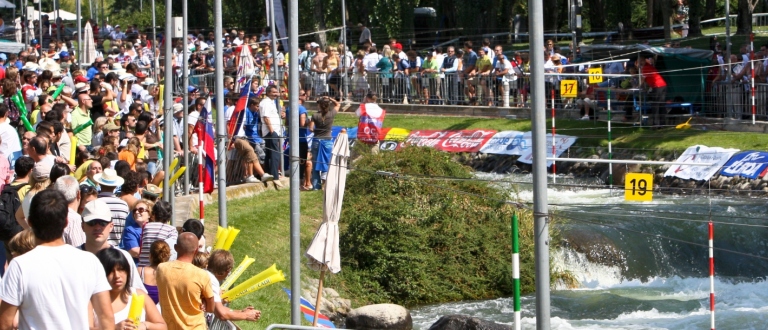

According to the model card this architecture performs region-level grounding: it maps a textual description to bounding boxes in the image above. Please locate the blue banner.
[719,151,768,179]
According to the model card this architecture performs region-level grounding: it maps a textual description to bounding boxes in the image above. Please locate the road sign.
[588,67,603,84]
[625,173,653,201]
[560,80,577,98]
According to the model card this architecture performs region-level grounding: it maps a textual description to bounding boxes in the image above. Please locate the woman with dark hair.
[49,162,72,183]
[137,240,170,305]
[138,200,178,266]
[94,248,166,330]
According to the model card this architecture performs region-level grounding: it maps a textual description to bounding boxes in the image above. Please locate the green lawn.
[203,190,327,329]
[332,113,768,152]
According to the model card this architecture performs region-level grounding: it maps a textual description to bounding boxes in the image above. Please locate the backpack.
[0,183,27,241]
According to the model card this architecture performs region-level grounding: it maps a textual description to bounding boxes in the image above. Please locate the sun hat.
[93,168,125,187]
[142,184,162,198]
[173,103,184,113]
[82,200,113,223]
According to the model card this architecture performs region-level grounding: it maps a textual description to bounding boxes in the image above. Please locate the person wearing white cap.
[0,190,114,330]
[78,199,146,293]
[94,168,129,248]
[117,73,136,114]
[110,24,125,40]
[171,103,185,155]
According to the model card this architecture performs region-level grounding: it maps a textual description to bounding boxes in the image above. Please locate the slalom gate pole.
[750,33,756,125]
[709,221,715,330]
[551,89,556,183]
[198,133,204,223]
[608,89,613,187]
[512,213,521,330]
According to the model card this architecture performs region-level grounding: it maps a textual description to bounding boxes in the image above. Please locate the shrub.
[333,146,545,306]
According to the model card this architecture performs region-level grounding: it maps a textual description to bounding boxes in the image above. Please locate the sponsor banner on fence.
[405,130,451,148]
[517,133,578,166]
[719,151,768,179]
[478,130,528,155]
[435,130,497,153]
[404,130,497,152]
[664,145,739,181]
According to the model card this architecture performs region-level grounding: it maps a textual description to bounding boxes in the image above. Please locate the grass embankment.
[331,113,768,152]
[202,190,327,329]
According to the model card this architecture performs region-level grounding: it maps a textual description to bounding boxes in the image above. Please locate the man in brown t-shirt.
[157,232,215,330]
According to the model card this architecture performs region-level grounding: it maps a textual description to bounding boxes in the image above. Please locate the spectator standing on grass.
[358,23,372,49]
[309,96,340,190]
[0,190,114,330]
[260,85,283,187]
[637,56,668,128]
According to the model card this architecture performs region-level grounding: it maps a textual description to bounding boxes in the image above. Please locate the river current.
[410,173,768,329]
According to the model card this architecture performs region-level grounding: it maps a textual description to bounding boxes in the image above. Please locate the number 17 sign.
[560,80,578,98]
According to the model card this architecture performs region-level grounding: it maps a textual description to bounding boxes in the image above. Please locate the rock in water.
[346,304,413,330]
[428,315,512,330]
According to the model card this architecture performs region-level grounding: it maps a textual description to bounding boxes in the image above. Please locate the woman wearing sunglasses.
[121,200,154,264]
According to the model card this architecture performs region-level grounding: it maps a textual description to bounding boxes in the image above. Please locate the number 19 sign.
[624,173,653,201]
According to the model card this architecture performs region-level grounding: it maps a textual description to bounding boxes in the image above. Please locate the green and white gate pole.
[512,213,521,330]
[607,89,613,188]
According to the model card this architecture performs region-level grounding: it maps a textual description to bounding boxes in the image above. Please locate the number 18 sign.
[624,173,653,201]
[560,80,578,98]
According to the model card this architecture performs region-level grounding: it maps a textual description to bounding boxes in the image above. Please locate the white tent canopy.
[0,0,15,9]
[47,10,77,21]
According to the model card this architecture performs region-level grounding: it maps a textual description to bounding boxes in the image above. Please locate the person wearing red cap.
[74,75,89,84]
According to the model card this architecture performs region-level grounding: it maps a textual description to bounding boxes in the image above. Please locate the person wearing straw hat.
[94,168,129,247]
[0,190,114,330]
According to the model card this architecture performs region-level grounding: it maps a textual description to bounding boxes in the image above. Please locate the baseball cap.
[82,200,113,223]
[32,159,53,181]
[74,76,89,83]
[60,51,70,58]
[103,122,120,131]
[173,103,184,113]
[310,42,319,48]
[0,54,7,61]
[188,86,199,93]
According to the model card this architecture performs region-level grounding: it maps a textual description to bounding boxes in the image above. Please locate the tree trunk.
[736,0,753,35]
[313,0,327,47]
[688,0,702,37]
[704,0,716,19]
[662,0,671,41]
[587,0,606,39]
[647,0,655,27]
[617,0,633,40]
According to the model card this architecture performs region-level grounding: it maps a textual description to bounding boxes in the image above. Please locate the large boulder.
[346,304,412,330]
[561,229,625,267]
[428,315,512,330]
[301,279,352,325]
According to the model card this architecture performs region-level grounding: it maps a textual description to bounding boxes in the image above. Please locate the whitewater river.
[410,173,768,329]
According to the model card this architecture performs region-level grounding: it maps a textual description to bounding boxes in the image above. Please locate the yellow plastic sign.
[588,67,603,84]
[560,80,578,98]
[624,173,653,201]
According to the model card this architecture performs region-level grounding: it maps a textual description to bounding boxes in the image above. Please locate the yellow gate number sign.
[560,80,578,98]
[624,173,653,201]
[588,67,603,84]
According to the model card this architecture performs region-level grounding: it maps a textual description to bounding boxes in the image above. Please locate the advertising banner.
[664,145,739,181]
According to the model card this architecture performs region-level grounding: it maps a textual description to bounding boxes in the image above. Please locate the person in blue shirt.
[285,90,311,190]
[235,98,271,183]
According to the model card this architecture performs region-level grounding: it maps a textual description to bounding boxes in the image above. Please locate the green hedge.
[332,147,545,307]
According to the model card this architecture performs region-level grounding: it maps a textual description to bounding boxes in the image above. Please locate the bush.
[332,147,544,307]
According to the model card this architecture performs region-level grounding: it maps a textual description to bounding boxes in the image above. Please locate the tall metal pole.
[528,0,551,326]
[341,0,347,100]
[152,0,157,81]
[214,0,227,228]
[77,0,82,65]
[182,0,190,195]
[269,0,283,173]
[38,0,41,48]
[288,0,301,323]
[725,0,731,83]
[55,0,60,42]
[162,0,173,203]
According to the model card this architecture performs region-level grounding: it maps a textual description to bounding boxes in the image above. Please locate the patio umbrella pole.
[312,269,326,326]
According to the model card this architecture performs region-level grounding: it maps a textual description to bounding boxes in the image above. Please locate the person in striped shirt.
[138,201,178,267]
[94,168,130,246]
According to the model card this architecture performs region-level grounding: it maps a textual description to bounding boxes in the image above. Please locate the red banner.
[404,130,450,149]
[403,129,497,153]
[435,130,497,153]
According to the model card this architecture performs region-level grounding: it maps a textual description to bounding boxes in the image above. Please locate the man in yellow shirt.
[156,232,215,330]
[475,48,493,106]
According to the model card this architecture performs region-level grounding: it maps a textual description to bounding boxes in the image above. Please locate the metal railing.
[298,70,529,107]
[701,13,768,27]
[710,81,755,119]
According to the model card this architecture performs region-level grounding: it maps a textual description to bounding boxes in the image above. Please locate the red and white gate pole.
[198,133,205,223]
[751,33,756,125]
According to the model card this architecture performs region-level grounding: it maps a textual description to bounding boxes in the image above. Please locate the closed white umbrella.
[82,22,96,65]
[305,132,349,326]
